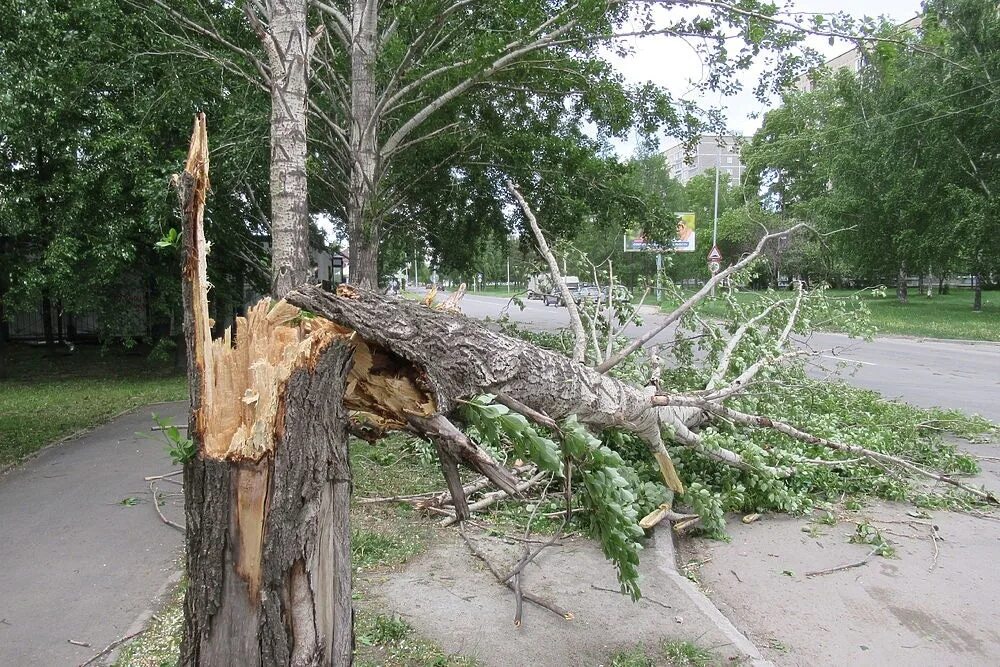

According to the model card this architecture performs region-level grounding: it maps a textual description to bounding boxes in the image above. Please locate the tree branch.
[506,181,587,364]
[597,223,807,374]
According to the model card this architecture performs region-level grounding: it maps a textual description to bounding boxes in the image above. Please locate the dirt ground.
[367,528,771,666]
[678,443,1000,667]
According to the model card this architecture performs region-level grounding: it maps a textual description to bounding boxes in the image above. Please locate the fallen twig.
[68,640,91,648]
[440,471,546,527]
[149,481,184,533]
[513,572,524,627]
[805,549,877,578]
[589,584,672,610]
[459,526,573,621]
[502,521,566,585]
[360,464,535,507]
[78,629,146,667]
[143,470,183,481]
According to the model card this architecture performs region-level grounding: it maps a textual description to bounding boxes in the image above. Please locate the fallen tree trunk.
[287,284,697,493]
[177,115,354,666]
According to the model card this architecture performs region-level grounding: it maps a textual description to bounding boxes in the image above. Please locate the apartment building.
[664,134,746,185]
[796,15,923,92]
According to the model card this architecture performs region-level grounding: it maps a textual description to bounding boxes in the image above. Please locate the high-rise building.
[795,16,923,92]
[664,134,746,185]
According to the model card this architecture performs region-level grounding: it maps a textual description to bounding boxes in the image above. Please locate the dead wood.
[149,481,184,532]
[439,471,546,527]
[459,527,574,621]
[287,283,693,492]
[805,549,877,578]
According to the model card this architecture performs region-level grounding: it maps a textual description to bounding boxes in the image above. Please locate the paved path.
[456,292,1000,421]
[0,402,186,667]
[678,444,1000,666]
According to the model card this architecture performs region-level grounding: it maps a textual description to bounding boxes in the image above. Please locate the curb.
[654,532,774,667]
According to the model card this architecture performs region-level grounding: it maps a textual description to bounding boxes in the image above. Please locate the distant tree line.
[740,0,999,308]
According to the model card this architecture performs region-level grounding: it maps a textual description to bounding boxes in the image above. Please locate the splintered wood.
[180,119,435,463]
[191,296,437,462]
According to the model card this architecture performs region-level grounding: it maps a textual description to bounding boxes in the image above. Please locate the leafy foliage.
[150,413,195,465]
[744,0,1000,298]
[462,396,562,474]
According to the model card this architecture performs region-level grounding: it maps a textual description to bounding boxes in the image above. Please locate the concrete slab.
[369,529,771,666]
[678,445,1000,666]
[0,402,186,667]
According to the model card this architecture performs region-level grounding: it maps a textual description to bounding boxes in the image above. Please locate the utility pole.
[711,150,721,297]
[655,253,662,301]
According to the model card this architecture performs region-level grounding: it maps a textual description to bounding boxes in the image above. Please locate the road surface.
[454,291,1000,422]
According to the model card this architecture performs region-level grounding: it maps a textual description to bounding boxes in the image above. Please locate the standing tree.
[145,0,922,289]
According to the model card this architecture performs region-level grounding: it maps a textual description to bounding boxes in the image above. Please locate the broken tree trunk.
[286,283,697,494]
[176,115,354,666]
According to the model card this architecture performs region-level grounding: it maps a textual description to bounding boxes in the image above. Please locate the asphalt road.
[0,403,186,667]
[456,291,1000,422]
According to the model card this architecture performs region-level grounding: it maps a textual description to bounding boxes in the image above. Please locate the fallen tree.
[175,115,996,664]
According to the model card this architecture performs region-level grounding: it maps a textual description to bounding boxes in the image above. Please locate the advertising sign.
[623,212,696,252]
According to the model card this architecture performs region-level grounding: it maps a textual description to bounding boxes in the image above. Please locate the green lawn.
[661,288,1000,341]
[0,343,187,468]
[467,285,526,298]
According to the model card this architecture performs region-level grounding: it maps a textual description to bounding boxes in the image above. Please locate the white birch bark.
[264,0,312,298]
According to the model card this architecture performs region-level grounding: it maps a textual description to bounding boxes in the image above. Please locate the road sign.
[709,261,721,274]
[707,245,722,262]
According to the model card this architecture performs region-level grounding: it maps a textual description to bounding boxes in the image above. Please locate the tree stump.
[176,115,354,666]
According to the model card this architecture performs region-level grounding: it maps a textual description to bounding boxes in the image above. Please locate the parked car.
[573,285,602,304]
[542,292,563,306]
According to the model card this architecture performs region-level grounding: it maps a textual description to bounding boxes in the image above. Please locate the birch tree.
[147,0,924,289]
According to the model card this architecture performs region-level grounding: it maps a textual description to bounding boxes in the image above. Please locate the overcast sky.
[607,0,923,155]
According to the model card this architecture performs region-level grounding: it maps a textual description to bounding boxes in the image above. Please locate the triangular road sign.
[707,245,722,262]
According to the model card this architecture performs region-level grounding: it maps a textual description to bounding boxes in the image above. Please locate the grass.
[660,287,1000,341]
[465,286,526,298]
[0,343,187,468]
[355,611,477,667]
[609,640,718,666]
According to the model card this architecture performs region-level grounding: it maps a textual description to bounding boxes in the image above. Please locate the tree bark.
[896,263,908,304]
[346,0,381,290]
[973,273,982,312]
[287,283,702,490]
[0,260,8,377]
[176,115,354,666]
[181,344,355,667]
[41,293,55,349]
[262,0,313,298]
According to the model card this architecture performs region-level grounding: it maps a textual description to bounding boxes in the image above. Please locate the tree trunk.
[287,283,701,493]
[55,299,64,344]
[0,256,9,377]
[346,0,381,290]
[263,0,312,298]
[41,293,55,349]
[973,273,982,312]
[176,116,354,666]
[896,263,908,304]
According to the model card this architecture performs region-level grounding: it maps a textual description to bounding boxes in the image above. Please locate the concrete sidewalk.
[0,402,186,667]
[679,443,1000,666]
[371,530,772,666]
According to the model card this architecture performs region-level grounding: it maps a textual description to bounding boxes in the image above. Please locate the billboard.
[623,212,696,252]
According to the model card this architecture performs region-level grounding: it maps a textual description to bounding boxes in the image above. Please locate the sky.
[606,0,923,155]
